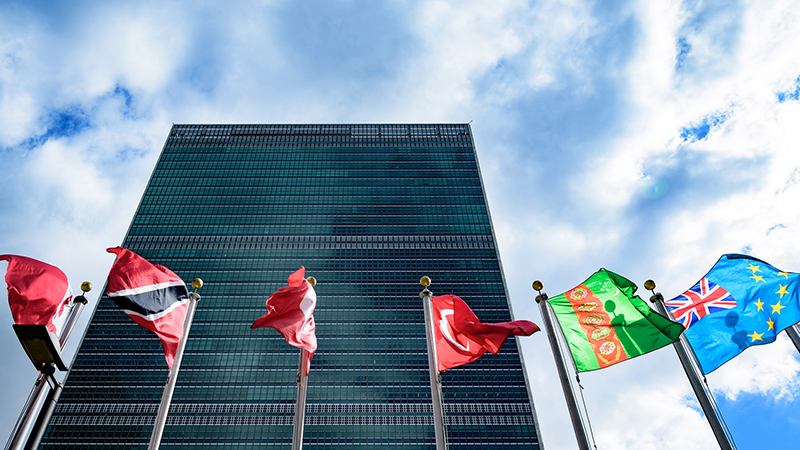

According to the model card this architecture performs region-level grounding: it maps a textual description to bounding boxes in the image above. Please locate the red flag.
[251,267,317,376]
[432,294,539,371]
[1,255,73,338]
[106,247,189,369]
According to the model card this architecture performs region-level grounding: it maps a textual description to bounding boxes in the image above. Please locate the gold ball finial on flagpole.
[192,278,204,290]
[644,280,656,291]
[80,281,93,293]
[306,276,317,287]
[420,276,431,287]
[532,280,547,303]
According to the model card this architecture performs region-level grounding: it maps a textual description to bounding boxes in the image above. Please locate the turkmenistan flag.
[547,269,683,372]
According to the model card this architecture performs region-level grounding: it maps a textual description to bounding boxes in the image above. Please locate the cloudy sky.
[2,0,800,449]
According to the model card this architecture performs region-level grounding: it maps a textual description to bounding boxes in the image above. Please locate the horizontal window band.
[55,402,531,415]
[49,415,534,427]
[125,242,496,250]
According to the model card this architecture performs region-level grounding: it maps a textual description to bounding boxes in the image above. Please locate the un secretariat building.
[39,124,543,449]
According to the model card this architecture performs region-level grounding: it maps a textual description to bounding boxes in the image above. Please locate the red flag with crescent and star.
[431,294,539,371]
[251,267,317,376]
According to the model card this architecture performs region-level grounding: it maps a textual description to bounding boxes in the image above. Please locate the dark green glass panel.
[40,124,540,450]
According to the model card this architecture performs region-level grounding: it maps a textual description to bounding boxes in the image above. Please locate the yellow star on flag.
[767,317,775,331]
[771,301,786,315]
[754,298,764,311]
[747,264,761,274]
[750,274,764,283]
[776,284,789,298]
[778,272,790,279]
[748,330,764,342]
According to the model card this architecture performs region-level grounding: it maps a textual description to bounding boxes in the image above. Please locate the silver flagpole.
[292,348,309,450]
[291,275,315,450]
[533,282,592,450]
[7,282,92,450]
[785,325,800,353]
[419,276,447,450]
[647,281,736,450]
[148,280,202,450]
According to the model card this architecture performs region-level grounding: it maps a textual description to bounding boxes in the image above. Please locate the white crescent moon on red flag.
[439,309,469,351]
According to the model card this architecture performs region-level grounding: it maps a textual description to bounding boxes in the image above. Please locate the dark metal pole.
[291,275,317,450]
[6,377,47,450]
[650,292,736,450]
[535,292,592,450]
[420,277,447,450]
[292,349,309,450]
[22,373,61,450]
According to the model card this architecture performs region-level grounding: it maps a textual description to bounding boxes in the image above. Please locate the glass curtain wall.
[39,124,542,450]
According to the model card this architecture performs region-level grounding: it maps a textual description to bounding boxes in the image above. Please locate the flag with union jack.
[665,278,738,329]
[670,254,800,374]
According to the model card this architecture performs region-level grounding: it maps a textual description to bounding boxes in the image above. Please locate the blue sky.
[2,1,800,449]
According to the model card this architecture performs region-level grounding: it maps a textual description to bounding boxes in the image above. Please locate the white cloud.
[710,334,800,401]
[2,0,800,448]
[592,379,716,450]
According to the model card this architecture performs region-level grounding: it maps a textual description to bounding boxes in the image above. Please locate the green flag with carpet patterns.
[547,269,683,372]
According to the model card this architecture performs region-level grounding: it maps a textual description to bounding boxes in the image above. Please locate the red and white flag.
[1,254,73,339]
[432,294,539,371]
[106,247,189,369]
[251,267,317,376]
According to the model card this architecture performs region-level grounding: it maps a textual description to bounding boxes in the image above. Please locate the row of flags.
[548,254,799,375]
[3,250,799,375]
[2,248,798,449]
[1,248,537,374]
[3,249,799,376]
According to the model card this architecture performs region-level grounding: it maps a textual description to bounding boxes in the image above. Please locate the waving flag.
[1,254,73,338]
[251,267,317,376]
[665,278,738,329]
[668,254,800,374]
[432,294,538,371]
[547,269,683,372]
[106,247,189,369]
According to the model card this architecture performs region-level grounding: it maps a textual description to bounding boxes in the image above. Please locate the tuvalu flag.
[432,294,538,371]
[666,254,800,374]
[106,247,189,369]
[251,267,317,376]
[548,269,683,372]
[1,254,73,338]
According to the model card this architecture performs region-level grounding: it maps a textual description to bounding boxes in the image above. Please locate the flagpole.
[419,276,447,450]
[148,280,202,450]
[7,282,91,450]
[786,325,800,353]
[533,282,592,450]
[292,348,309,450]
[291,275,315,450]
[647,281,736,450]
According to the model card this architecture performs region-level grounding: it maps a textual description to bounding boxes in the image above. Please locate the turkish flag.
[1,254,73,339]
[251,267,317,376]
[432,294,539,371]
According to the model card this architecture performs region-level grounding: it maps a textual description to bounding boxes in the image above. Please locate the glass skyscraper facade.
[40,124,542,449]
